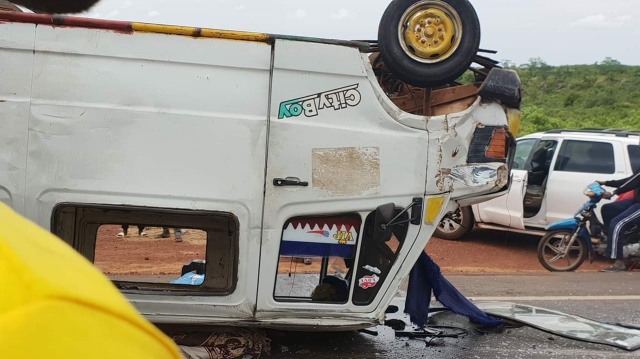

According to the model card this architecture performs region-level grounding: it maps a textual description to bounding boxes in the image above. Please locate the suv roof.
[521,129,640,143]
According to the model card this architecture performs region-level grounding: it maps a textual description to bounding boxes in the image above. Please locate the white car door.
[505,170,528,229]
[545,139,624,224]
[473,137,538,228]
[475,169,528,229]
[257,40,431,316]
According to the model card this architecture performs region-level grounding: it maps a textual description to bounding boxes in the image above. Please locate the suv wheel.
[434,206,473,240]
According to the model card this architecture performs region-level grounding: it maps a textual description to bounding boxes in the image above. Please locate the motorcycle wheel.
[537,229,587,272]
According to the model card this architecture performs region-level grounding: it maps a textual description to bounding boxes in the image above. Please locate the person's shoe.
[160,228,171,238]
[304,258,312,265]
[601,266,626,272]
[139,231,148,237]
[175,235,183,243]
[601,260,627,272]
[117,232,125,238]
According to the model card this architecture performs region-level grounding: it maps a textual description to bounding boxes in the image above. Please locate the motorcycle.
[537,183,640,272]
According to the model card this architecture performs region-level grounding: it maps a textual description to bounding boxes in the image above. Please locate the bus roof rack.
[544,129,640,137]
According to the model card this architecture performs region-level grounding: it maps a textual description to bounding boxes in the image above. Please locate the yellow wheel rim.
[399,1,463,63]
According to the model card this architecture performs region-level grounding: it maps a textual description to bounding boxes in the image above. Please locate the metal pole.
[423,88,432,116]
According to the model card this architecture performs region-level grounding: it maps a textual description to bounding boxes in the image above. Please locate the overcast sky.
[67,0,640,66]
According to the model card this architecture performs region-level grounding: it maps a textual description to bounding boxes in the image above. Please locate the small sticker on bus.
[358,274,379,289]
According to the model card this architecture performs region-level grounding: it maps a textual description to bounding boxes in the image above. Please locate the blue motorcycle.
[537,183,640,272]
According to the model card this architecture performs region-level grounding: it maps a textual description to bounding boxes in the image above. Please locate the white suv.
[436,129,640,240]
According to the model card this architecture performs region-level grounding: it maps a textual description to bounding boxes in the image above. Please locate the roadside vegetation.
[462,58,640,136]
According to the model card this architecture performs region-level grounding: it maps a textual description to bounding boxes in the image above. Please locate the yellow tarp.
[0,203,181,359]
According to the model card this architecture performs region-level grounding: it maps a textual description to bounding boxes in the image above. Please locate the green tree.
[514,58,640,137]
[600,57,621,66]
[500,59,516,69]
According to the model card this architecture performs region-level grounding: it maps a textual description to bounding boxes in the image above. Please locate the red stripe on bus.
[0,10,133,33]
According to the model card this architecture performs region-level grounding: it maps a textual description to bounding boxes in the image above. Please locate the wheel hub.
[399,1,463,64]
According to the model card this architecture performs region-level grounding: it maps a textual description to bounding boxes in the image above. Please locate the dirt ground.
[94,225,611,280]
[95,225,207,276]
[429,229,610,273]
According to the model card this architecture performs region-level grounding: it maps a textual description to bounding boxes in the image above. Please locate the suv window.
[526,140,558,186]
[554,140,615,174]
[628,145,640,172]
[512,139,536,170]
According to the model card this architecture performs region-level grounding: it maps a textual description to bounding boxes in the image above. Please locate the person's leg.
[161,227,171,238]
[117,225,129,238]
[174,228,183,242]
[137,225,147,237]
[602,199,634,228]
[605,203,640,271]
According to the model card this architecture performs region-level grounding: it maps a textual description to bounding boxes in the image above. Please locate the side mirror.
[373,203,395,243]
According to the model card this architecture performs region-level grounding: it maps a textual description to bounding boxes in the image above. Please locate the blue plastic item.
[170,272,204,286]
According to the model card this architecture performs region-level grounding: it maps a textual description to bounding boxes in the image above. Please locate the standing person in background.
[161,228,186,242]
[117,224,148,238]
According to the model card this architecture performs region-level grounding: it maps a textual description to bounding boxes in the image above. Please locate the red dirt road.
[428,229,610,273]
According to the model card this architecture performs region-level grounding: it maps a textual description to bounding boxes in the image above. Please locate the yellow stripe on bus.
[131,23,270,42]
[131,23,198,36]
[199,29,270,42]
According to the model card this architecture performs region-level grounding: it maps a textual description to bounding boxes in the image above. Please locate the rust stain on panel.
[312,147,380,197]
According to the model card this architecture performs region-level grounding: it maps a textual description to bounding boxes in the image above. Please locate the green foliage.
[457,70,475,84]
[500,59,516,69]
[507,58,640,137]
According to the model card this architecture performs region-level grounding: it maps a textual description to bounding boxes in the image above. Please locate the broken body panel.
[0,12,519,331]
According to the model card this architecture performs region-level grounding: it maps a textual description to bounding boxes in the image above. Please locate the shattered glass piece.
[476,302,640,351]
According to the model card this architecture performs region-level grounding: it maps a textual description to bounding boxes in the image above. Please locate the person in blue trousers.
[598,165,640,272]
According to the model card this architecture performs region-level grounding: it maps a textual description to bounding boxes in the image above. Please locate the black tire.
[378,0,480,88]
[434,206,474,240]
[537,230,587,272]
